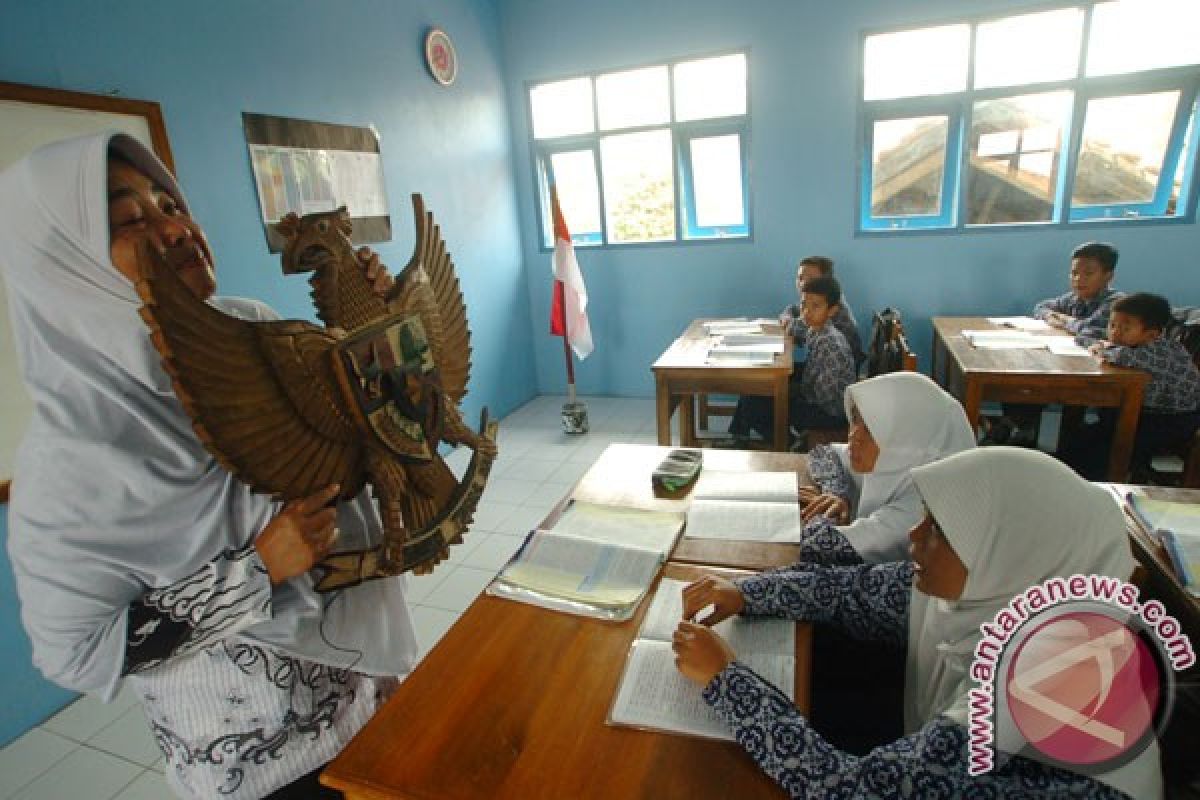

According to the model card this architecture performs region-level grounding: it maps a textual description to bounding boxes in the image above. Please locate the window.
[529,52,750,248]
[860,1,1200,232]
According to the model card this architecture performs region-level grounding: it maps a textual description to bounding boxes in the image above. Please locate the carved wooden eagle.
[134,194,498,591]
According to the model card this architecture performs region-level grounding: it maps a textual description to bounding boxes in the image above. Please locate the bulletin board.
[0,80,175,501]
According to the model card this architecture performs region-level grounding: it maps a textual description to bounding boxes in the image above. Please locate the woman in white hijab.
[0,133,417,799]
[674,447,1161,799]
[796,371,976,564]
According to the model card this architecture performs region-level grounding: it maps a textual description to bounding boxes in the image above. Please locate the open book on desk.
[487,501,686,620]
[1126,493,1200,597]
[685,469,802,542]
[608,577,795,740]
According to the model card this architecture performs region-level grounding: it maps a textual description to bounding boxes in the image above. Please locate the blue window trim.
[857,3,1200,235]
[677,122,751,239]
[527,47,753,252]
[860,109,964,231]
[1069,84,1200,221]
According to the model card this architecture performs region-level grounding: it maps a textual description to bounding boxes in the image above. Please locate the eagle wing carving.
[134,241,367,501]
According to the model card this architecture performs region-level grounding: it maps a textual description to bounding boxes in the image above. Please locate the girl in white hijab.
[0,133,417,799]
[674,447,1161,799]
[796,371,976,564]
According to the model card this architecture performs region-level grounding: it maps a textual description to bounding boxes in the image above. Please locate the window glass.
[690,135,745,228]
[600,130,675,242]
[974,9,1083,89]
[863,25,969,101]
[530,78,594,139]
[1072,91,1180,207]
[549,150,602,243]
[1087,0,1200,77]
[870,116,950,216]
[967,91,1072,224]
[596,66,670,130]
[674,54,747,121]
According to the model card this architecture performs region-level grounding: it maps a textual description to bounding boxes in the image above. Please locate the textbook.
[608,577,795,740]
[1127,494,1200,596]
[488,501,686,619]
[685,470,802,542]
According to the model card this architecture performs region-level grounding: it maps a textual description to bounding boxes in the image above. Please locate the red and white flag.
[549,187,593,360]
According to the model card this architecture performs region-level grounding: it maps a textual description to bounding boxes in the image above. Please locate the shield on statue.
[334,314,445,462]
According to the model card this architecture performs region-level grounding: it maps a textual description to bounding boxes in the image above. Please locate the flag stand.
[560,335,588,434]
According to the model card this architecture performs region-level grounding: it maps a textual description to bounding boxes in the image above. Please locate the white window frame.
[528,50,753,250]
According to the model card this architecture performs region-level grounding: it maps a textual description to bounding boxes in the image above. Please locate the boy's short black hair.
[1112,292,1171,332]
[799,255,835,276]
[1071,241,1119,272]
[802,275,841,308]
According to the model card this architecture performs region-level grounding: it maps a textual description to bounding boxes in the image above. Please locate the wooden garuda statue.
[134,194,498,591]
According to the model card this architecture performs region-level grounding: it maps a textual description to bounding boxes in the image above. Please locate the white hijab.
[830,371,976,562]
[0,132,416,701]
[909,447,1160,799]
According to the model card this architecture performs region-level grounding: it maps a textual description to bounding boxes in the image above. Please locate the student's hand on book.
[672,621,736,687]
[682,575,744,625]
[1044,311,1071,330]
[801,492,849,524]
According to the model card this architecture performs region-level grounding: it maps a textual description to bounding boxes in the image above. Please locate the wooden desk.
[931,317,1148,481]
[322,568,811,800]
[1101,483,1200,642]
[652,320,793,452]
[570,443,810,571]
[322,444,813,799]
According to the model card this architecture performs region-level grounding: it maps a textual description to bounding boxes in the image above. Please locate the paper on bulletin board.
[243,112,391,252]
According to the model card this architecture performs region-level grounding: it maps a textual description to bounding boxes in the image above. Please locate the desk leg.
[655,375,672,446]
[772,379,789,452]
[1107,386,1143,481]
[680,394,697,448]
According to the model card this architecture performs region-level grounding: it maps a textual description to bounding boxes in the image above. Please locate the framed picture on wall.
[0,80,175,502]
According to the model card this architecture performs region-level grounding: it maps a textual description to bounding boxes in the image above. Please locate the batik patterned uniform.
[1101,336,1200,414]
[798,325,855,420]
[796,445,861,566]
[123,544,399,798]
[782,299,864,366]
[701,562,1128,799]
[1033,287,1121,343]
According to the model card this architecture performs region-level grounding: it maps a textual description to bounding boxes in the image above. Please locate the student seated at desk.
[1033,241,1123,343]
[994,242,1125,446]
[729,259,862,443]
[1061,292,1200,480]
[779,256,863,365]
[729,276,856,444]
[674,447,1161,800]
[796,372,975,565]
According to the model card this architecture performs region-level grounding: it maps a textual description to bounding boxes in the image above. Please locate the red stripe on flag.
[550,279,566,336]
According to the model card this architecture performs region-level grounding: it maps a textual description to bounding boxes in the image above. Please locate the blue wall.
[498,0,1200,396]
[0,0,533,744]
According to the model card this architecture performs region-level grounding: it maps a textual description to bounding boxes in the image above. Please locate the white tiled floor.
[0,394,659,799]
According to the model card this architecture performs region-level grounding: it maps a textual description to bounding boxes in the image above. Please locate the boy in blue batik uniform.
[778,256,863,366]
[1032,240,1122,344]
[995,241,1124,446]
[791,275,856,433]
[1062,292,1200,480]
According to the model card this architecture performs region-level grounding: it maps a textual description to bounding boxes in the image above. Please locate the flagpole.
[562,334,576,405]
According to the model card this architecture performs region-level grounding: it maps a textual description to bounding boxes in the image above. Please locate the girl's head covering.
[832,371,976,562]
[0,132,415,699]
[907,446,1159,799]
